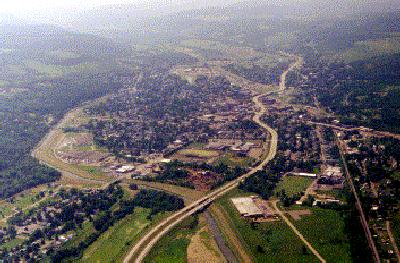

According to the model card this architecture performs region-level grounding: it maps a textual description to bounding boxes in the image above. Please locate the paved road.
[307,121,400,140]
[272,200,326,263]
[279,54,303,91]
[337,137,381,263]
[123,55,304,263]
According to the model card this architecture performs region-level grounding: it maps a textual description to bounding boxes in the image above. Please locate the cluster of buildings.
[86,75,256,160]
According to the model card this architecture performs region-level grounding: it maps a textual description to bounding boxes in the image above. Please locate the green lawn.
[78,165,105,178]
[0,202,14,220]
[80,207,151,262]
[64,221,96,250]
[0,238,24,250]
[275,176,314,196]
[339,36,400,63]
[291,208,352,262]
[214,154,255,168]
[144,215,199,263]
[216,189,319,263]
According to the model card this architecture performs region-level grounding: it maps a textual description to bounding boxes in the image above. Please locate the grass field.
[291,207,352,262]
[144,215,199,263]
[80,207,152,262]
[214,189,319,263]
[338,36,400,63]
[24,60,98,78]
[0,238,24,250]
[214,154,255,168]
[275,176,314,196]
[0,80,9,87]
[177,149,220,158]
[64,221,96,249]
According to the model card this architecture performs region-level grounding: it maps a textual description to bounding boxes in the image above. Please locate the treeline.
[0,73,132,199]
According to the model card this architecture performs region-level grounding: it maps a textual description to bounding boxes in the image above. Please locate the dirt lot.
[286,209,312,220]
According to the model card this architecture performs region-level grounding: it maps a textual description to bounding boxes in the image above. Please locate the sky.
[0,0,139,13]
[0,0,241,13]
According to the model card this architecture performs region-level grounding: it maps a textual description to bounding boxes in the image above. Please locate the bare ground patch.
[286,209,312,220]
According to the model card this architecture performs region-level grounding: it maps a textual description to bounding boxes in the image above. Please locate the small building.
[116,165,135,173]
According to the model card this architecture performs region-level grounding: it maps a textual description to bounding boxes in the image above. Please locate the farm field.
[214,189,319,263]
[275,176,314,196]
[289,207,353,262]
[144,215,200,263]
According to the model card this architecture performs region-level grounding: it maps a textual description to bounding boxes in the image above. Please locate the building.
[231,197,264,218]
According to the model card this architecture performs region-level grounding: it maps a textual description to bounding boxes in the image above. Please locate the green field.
[0,238,24,250]
[291,208,352,262]
[214,154,255,168]
[24,60,98,78]
[0,80,9,88]
[215,189,319,263]
[80,207,152,262]
[177,149,220,158]
[275,176,314,196]
[338,36,400,62]
[144,215,199,263]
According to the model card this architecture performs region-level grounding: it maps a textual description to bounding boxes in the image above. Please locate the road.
[279,54,303,91]
[337,136,381,263]
[386,221,400,262]
[271,200,326,263]
[123,55,303,263]
[307,121,400,141]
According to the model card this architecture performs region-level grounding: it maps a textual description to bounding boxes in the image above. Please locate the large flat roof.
[231,197,263,216]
